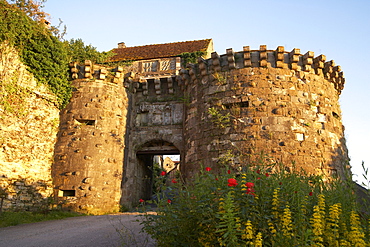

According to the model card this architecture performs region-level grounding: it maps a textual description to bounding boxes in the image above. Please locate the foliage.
[208,107,231,128]
[179,51,206,66]
[141,164,370,246]
[0,210,82,227]
[0,76,29,117]
[0,0,71,108]
[66,38,114,64]
[8,0,47,21]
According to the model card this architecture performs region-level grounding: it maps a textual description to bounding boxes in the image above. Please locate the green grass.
[0,210,84,228]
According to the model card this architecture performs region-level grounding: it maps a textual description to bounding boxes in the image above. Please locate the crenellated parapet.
[181,45,349,181]
[179,45,345,94]
[55,42,349,214]
[69,60,125,84]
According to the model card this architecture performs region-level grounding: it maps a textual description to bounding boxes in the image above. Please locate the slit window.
[59,190,76,197]
[224,101,249,109]
[76,119,96,126]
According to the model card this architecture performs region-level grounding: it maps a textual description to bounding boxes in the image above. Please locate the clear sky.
[44,0,370,185]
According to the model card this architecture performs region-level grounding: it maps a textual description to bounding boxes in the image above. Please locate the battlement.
[57,42,349,213]
[69,60,125,84]
[180,45,345,94]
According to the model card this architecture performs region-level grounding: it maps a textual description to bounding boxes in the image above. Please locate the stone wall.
[0,43,59,211]
[53,44,350,214]
[53,63,128,214]
[181,45,349,180]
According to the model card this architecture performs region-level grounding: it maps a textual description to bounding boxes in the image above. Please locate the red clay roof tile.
[110,39,212,62]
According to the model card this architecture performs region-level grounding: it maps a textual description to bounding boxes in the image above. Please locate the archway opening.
[136,140,180,200]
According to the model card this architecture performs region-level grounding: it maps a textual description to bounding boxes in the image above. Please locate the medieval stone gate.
[52,40,349,214]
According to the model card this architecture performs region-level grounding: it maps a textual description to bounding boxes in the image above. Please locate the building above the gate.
[109,39,214,80]
[110,39,213,62]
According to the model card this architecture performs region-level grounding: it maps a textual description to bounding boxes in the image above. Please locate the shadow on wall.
[0,178,52,212]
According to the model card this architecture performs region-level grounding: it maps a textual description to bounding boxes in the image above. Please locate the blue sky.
[44,0,370,185]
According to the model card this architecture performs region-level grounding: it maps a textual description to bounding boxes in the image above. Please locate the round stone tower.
[52,44,350,214]
[52,61,128,214]
[181,45,349,179]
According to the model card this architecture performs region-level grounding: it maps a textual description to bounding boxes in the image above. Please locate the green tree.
[66,38,113,64]
[8,0,47,21]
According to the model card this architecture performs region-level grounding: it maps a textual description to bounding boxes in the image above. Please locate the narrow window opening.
[76,119,96,126]
[59,190,76,197]
[147,79,155,96]
[160,78,168,95]
[224,101,249,109]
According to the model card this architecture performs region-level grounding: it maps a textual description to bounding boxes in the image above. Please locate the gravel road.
[0,213,156,247]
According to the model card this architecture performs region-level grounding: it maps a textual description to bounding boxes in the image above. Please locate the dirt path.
[0,213,156,247]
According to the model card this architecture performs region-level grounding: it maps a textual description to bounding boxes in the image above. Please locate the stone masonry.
[52,42,349,214]
[0,43,59,211]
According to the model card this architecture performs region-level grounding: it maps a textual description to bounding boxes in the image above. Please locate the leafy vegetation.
[179,51,206,66]
[0,0,70,108]
[66,38,114,64]
[141,163,370,246]
[208,107,231,128]
[0,0,114,108]
[0,76,29,117]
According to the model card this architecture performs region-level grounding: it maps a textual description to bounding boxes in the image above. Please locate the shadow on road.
[0,212,156,247]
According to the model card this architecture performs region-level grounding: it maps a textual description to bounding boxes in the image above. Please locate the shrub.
[0,0,70,108]
[141,165,370,247]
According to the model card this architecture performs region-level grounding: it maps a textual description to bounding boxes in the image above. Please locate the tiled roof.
[110,39,212,62]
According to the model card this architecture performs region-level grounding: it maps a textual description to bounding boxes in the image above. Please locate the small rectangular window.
[59,190,76,197]
[76,119,96,126]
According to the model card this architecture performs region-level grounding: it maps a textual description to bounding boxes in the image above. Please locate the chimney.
[118,42,126,49]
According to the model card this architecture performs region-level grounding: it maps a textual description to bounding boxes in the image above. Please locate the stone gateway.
[52,40,349,214]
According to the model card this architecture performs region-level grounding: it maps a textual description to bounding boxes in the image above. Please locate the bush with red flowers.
[142,164,369,246]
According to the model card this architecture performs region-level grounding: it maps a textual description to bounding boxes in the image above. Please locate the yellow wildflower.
[272,188,280,219]
[242,220,254,242]
[268,220,277,236]
[254,232,263,247]
[281,204,293,238]
[326,203,341,244]
[301,195,308,215]
[317,194,325,212]
[348,211,366,247]
[339,239,350,246]
[310,205,324,245]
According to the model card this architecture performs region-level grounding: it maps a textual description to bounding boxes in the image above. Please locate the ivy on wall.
[0,0,71,108]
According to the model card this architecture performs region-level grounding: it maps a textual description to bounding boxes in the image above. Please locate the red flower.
[309,192,313,196]
[265,173,270,177]
[256,169,261,174]
[167,199,172,204]
[245,182,255,188]
[160,171,166,176]
[246,188,256,196]
[215,178,219,181]
[227,170,231,174]
[279,182,282,185]
[171,179,178,183]
[205,167,211,172]
[257,177,261,180]
[139,199,145,203]
[227,178,238,187]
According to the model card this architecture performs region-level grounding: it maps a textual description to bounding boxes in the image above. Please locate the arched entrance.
[136,140,180,200]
